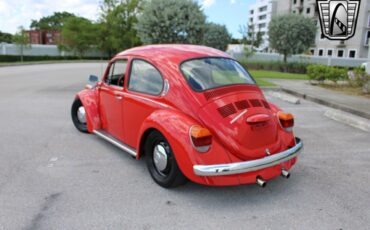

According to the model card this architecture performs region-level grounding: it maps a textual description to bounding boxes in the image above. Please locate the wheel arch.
[138,128,158,159]
[75,89,101,132]
[136,109,203,182]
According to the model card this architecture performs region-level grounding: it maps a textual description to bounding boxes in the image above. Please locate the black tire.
[145,131,187,188]
[71,98,88,133]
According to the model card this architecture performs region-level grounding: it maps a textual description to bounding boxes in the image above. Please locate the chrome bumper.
[193,138,303,176]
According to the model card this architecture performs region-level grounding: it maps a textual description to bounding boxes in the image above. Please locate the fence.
[0,43,105,57]
[229,51,368,68]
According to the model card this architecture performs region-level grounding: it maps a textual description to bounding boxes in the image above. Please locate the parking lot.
[0,63,369,230]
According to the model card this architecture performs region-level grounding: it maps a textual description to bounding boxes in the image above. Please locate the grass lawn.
[249,70,309,80]
[247,70,309,87]
[254,78,276,87]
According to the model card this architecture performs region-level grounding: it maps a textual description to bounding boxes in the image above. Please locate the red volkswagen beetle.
[71,45,303,188]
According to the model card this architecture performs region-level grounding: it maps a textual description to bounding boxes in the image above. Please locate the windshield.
[180,58,255,91]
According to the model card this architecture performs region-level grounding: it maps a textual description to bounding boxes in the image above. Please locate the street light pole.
[367,44,370,74]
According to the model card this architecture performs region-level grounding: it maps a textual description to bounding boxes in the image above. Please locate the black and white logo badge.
[317,0,360,40]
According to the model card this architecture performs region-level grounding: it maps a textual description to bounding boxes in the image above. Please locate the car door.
[99,59,128,141]
[123,59,164,148]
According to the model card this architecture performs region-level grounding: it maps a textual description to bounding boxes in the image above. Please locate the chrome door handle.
[115,96,123,100]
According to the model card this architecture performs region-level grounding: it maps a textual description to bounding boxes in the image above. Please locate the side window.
[105,59,127,87]
[128,60,163,95]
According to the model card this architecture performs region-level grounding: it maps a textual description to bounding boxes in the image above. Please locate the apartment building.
[248,0,290,51]
[290,0,370,58]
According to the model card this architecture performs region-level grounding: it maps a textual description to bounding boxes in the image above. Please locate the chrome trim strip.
[230,109,248,124]
[193,138,303,176]
[93,130,137,157]
[161,79,170,96]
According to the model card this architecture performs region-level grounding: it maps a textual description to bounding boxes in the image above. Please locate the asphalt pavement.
[0,63,369,230]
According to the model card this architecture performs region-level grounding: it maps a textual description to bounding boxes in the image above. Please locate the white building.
[248,0,290,52]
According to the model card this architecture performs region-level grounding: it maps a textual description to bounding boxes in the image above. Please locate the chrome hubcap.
[77,106,86,124]
[153,144,168,172]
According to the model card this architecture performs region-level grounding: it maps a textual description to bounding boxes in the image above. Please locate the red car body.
[72,45,303,187]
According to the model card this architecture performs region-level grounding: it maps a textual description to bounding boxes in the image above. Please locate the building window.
[250,10,254,14]
[293,0,297,4]
[318,49,323,56]
[250,18,253,23]
[327,50,333,56]
[293,10,296,14]
[259,14,267,20]
[259,23,266,29]
[337,50,344,57]
[310,49,315,55]
[259,6,267,12]
[349,50,356,58]
[306,7,311,14]
[366,31,370,45]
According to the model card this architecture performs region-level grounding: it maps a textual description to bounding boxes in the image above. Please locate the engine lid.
[198,89,283,160]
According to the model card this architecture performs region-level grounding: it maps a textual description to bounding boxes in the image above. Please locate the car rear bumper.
[193,137,303,176]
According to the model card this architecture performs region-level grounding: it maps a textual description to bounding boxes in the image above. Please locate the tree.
[98,0,143,57]
[30,12,76,30]
[269,14,316,63]
[255,30,263,49]
[0,31,13,43]
[12,27,30,62]
[239,23,263,48]
[136,0,206,44]
[203,23,231,51]
[60,16,97,58]
[231,38,241,44]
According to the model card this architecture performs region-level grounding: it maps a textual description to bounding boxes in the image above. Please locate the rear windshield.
[180,57,255,91]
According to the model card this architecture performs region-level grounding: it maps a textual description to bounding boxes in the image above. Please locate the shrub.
[239,60,308,74]
[307,64,348,82]
[349,66,369,87]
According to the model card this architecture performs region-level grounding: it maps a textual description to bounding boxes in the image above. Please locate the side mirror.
[89,75,99,83]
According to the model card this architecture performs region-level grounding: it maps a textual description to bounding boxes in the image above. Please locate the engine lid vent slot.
[217,104,237,118]
[234,100,250,110]
[249,99,262,107]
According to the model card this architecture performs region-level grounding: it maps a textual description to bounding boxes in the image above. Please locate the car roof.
[116,44,231,65]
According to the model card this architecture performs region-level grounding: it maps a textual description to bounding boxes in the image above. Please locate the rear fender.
[76,89,101,132]
[137,109,233,184]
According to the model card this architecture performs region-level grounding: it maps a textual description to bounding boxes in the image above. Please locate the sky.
[0,0,254,38]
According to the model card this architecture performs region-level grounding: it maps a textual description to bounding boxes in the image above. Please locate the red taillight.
[190,125,212,152]
[278,112,294,132]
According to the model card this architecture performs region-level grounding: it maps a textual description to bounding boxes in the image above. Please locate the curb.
[260,86,281,91]
[324,109,370,132]
[266,90,301,104]
[280,87,370,120]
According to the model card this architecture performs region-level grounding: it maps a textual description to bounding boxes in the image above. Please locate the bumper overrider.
[193,138,303,176]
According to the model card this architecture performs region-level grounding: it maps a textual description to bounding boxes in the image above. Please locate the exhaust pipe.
[281,169,290,178]
[256,177,266,187]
